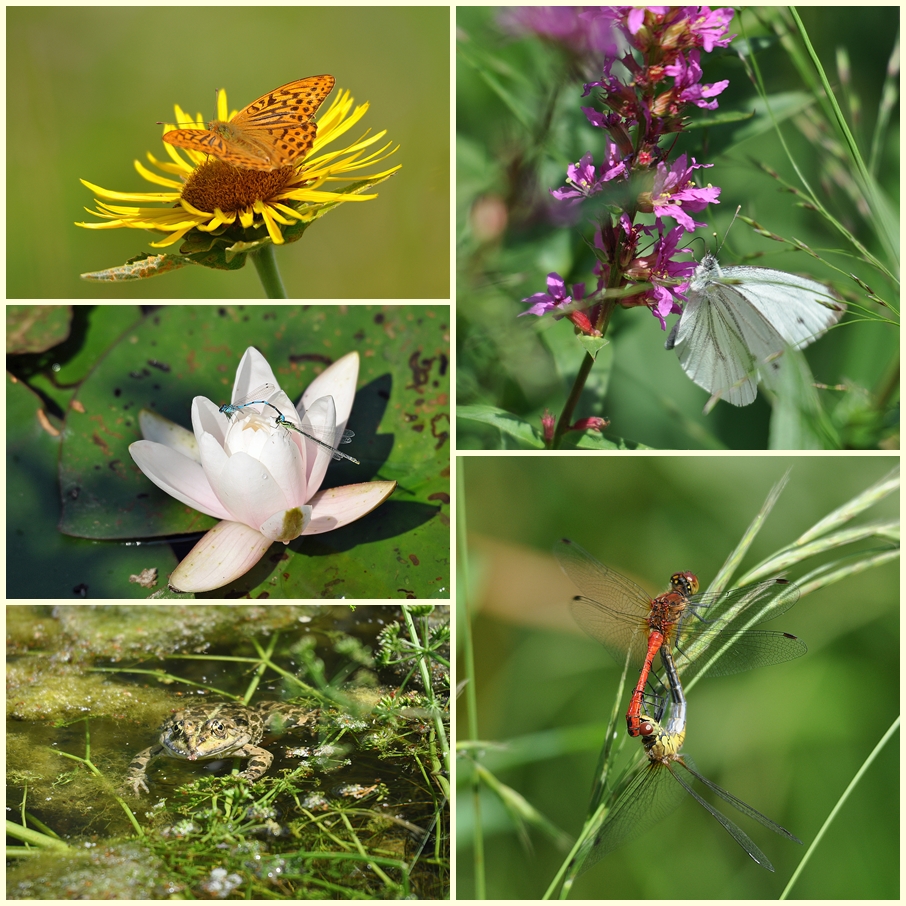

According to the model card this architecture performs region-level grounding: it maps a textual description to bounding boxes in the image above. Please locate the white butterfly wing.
[718,265,844,349]
[668,254,842,408]
[667,286,762,406]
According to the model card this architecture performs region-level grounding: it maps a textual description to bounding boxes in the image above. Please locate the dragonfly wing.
[684,579,800,631]
[676,629,807,683]
[556,540,656,664]
[724,578,801,625]
[554,540,656,609]
[679,754,802,843]
[674,578,803,681]
[669,757,776,870]
[569,596,651,667]
[575,759,688,876]
[222,382,297,422]
[230,376,294,415]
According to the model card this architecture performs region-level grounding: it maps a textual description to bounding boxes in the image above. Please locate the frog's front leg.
[233,745,274,782]
[125,743,165,796]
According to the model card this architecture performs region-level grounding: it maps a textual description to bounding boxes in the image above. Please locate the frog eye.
[209,720,226,736]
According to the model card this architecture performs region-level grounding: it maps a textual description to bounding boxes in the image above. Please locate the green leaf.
[576,334,609,360]
[732,35,779,56]
[714,91,815,145]
[687,107,757,129]
[570,432,655,452]
[456,405,544,449]
[768,348,841,450]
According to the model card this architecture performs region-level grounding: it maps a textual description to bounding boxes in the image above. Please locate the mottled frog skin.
[126,701,317,795]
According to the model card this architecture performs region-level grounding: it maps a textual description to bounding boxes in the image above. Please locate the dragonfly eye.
[639,720,655,737]
[670,572,699,596]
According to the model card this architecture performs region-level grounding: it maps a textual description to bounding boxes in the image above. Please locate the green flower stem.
[551,296,617,449]
[251,244,288,298]
[552,351,595,449]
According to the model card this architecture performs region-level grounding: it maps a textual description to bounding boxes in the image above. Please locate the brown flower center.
[181,160,294,212]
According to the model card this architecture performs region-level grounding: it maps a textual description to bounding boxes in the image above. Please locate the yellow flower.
[77,85,400,251]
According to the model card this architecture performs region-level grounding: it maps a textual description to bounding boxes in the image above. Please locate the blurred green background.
[457,456,899,897]
[457,7,899,449]
[8,6,449,299]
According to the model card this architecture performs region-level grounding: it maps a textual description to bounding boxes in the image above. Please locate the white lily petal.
[199,428,303,531]
[300,351,359,424]
[193,397,231,444]
[138,409,199,462]
[298,394,338,492]
[129,440,231,520]
[205,448,288,531]
[228,347,280,402]
[209,414,311,509]
[303,481,397,534]
[260,505,312,543]
[267,426,312,503]
[169,520,273,593]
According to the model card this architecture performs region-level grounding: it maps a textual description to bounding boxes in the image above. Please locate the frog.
[125,700,318,795]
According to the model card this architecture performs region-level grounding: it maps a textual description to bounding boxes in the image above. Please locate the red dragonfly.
[554,539,805,736]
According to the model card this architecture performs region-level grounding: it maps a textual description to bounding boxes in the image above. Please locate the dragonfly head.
[670,571,699,597]
[640,715,685,762]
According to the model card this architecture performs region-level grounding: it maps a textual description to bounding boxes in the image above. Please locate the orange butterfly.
[163,75,335,171]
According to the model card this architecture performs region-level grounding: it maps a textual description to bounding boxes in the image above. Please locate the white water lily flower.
[128,347,396,593]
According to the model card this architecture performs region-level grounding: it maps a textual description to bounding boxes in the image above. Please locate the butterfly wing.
[237,75,336,130]
[668,255,842,408]
[264,122,317,167]
[668,255,785,407]
[719,266,845,349]
[163,75,335,170]
[235,75,335,166]
[163,122,279,168]
[163,127,236,158]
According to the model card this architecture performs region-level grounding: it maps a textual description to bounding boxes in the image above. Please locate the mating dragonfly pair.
[555,538,805,875]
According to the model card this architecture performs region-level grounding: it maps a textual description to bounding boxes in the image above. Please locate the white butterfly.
[666,253,845,409]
